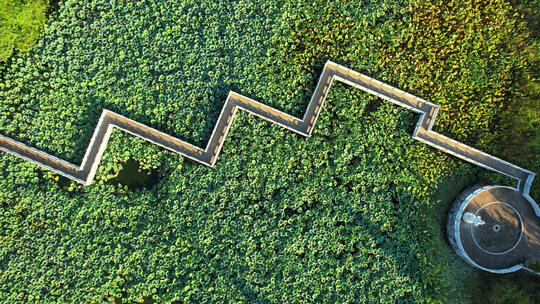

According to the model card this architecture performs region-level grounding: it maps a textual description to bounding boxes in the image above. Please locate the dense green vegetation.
[470,273,540,304]
[0,0,51,62]
[0,0,538,302]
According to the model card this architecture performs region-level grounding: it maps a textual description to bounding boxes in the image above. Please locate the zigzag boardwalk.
[0,61,535,203]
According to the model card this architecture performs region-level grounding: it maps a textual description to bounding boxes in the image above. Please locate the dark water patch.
[362,97,382,117]
[113,159,159,189]
[56,175,72,187]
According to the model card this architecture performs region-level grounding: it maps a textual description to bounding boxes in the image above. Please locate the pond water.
[113,159,159,189]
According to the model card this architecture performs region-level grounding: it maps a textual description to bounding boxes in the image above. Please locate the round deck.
[471,202,522,254]
[447,185,540,273]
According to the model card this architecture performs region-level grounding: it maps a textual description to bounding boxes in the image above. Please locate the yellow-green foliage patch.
[0,0,50,62]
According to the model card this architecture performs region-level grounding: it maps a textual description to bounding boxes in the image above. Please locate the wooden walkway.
[0,61,536,204]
